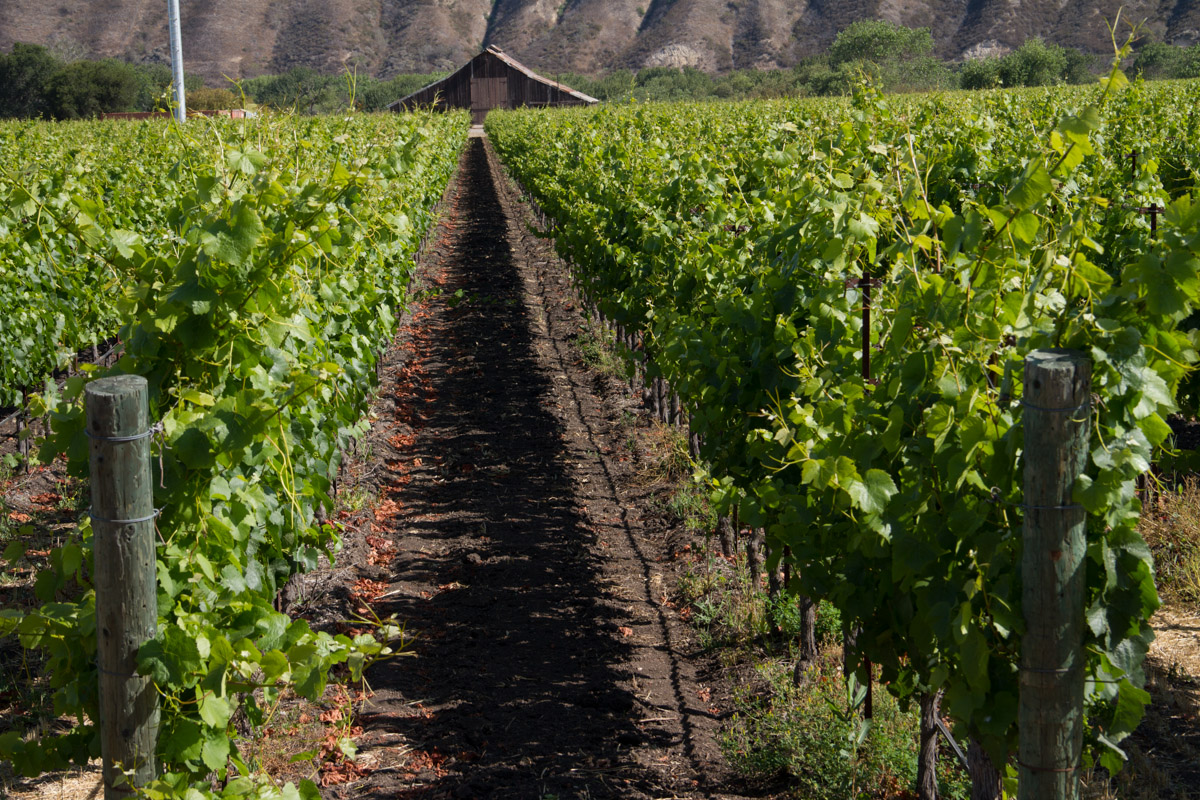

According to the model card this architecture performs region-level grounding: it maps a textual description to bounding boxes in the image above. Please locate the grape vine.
[0,111,468,798]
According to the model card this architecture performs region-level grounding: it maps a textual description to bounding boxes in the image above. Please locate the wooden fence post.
[87,375,159,799]
[1019,349,1090,800]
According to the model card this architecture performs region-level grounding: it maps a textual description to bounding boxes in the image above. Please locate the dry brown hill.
[1,0,1198,83]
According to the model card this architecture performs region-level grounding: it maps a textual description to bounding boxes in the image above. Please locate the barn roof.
[387,46,598,111]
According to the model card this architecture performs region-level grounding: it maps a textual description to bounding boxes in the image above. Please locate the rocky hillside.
[0,0,1198,83]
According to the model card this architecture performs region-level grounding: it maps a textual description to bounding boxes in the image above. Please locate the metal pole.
[167,0,186,123]
[1019,349,1090,800]
[87,375,159,799]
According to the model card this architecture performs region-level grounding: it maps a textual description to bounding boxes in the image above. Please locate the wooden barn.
[388,46,598,124]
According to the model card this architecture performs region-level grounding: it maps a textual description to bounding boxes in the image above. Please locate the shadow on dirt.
[359,139,667,799]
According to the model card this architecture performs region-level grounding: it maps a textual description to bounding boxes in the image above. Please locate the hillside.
[0,0,1198,83]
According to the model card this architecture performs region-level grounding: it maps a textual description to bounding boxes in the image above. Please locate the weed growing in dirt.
[338,484,375,514]
[411,285,443,304]
[723,651,971,799]
[1140,478,1200,603]
[678,548,769,649]
[667,488,973,797]
[54,485,84,514]
[665,484,715,536]
[575,322,626,380]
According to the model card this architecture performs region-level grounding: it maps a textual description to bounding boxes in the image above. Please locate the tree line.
[0,42,439,119]
[2,21,1198,119]
[560,23,1199,102]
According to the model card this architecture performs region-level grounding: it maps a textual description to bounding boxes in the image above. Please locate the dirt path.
[335,137,757,800]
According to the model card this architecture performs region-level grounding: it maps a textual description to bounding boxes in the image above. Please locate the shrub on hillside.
[0,43,60,118]
[808,20,952,95]
[44,59,141,119]
[188,87,238,111]
[1131,41,1200,80]
[959,38,1097,90]
[959,56,1001,90]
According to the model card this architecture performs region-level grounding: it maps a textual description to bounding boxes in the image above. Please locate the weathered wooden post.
[1019,350,1090,800]
[87,375,159,799]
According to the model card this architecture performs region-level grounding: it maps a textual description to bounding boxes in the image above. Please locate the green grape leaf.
[201,725,231,771]
[198,691,232,729]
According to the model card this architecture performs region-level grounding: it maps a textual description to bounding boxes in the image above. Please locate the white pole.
[168,0,186,122]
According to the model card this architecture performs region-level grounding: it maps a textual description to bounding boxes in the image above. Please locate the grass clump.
[640,423,693,485]
[575,322,626,380]
[665,482,715,536]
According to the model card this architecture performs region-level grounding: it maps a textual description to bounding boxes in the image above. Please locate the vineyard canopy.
[388,46,598,124]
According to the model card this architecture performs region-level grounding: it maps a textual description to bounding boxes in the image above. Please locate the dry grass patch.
[636,422,693,486]
[1140,477,1200,604]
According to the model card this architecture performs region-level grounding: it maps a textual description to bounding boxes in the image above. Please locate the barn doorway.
[470,76,508,124]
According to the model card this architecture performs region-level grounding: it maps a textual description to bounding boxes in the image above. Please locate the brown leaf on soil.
[320,760,369,787]
[374,499,403,521]
[350,579,389,604]
[404,748,447,778]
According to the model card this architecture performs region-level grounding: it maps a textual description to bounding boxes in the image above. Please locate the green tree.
[187,87,238,111]
[1131,41,1187,79]
[44,59,141,119]
[633,66,714,101]
[0,42,60,118]
[887,55,955,91]
[1182,46,1200,79]
[959,57,1001,90]
[996,38,1067,87]
[131,63,202,112]
[960,39,1095,90]
[1061,46,1097,84]
[828,20,933,67]
[355,72,447,111]
[243,67,337,112]
[713,68,798,100]
[588,69,635,100]
[814,21,947,95]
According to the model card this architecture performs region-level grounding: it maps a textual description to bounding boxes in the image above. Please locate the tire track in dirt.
[337,137,763,800]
